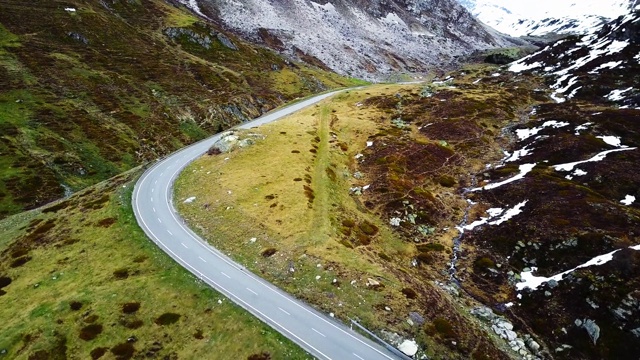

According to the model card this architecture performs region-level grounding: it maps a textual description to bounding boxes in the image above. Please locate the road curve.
[132,90,405,360]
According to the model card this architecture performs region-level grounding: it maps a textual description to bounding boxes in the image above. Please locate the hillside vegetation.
[0,169,310,360]
[0,0,359,218]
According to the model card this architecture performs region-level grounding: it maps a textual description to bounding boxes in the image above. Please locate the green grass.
[0,0,362,218]
[173,85,424,333]
[0,169,311,359]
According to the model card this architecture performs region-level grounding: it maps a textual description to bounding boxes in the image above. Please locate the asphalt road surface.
[132,90,405,360]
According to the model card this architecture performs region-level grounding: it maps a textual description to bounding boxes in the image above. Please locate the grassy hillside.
[174,76,547,359]
[176,61,640,359]
[0,0,361,218]
[0,168,311,360]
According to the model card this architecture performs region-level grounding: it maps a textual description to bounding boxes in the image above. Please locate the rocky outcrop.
[193,0,521,80]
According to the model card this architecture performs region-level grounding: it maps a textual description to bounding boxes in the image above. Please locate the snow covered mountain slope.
[179,0,521,80]
[459,0,636,37]
[509,8,640,107]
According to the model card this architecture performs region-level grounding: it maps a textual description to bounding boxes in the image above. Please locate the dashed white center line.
[199,257,207,263]
[151,188,154,193]
[181,242,188,249]
[150,197,153,202]
[157,218,162,224]
[167,230,173,235]
[312,328,326,337]
[221,272,231,278]
[278,307,290,316]
[353,353,365,360]
[155,180,157,184]
[246,288,258,295]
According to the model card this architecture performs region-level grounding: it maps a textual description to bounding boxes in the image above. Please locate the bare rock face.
[188,0,520,79]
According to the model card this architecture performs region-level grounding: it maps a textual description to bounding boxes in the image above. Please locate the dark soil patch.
[293,178,303,182]
[401,287,418,299]
[193,329,204,339]
[85,195,110,210]
[90,347,108,359]
[42,200,70,213]
[248,353,271,360]
[261,248,277,257]
[69,301,83,311]
[96,217,117,228]
[0,276,11,289]
[123,319,143,329]
[79,324,103,341]
[122,302,140,314]
[133,255,147,263]
[10,256,32,268]
[154,312,181,325]
[111,342,135,360]
[291,150,300,154]
[113,269,129,280]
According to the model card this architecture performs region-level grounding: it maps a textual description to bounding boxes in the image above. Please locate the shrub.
[358,221,379,236]
[438,175,456,187]
[474,257,495,270]
[433,317,456,339]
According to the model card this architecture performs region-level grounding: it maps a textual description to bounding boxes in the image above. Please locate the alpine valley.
[1,1,639,360]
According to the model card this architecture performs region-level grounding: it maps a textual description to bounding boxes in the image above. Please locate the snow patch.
[606,87,634,101]
[553,148,637,172]
[621,195,636,206]
[516,121,570,141]
[472,164,536,191]
[597,135,625,148]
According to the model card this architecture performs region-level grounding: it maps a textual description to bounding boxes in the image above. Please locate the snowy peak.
[509,9,640,107]
[189,0,518,79]
[459,0,636,37]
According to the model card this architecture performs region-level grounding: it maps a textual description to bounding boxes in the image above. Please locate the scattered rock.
[527,339,541,352]
[365,278,380,287]
[398,340,418,357]
[582,319,600,345]
[409,312,425,325]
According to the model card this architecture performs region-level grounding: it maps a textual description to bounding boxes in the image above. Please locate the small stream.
[448,176,477,284]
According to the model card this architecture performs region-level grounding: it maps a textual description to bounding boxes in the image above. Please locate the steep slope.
[0,0,358,219]
[459,0,635,37]
[509,8,640,106]
[188,0,520,80]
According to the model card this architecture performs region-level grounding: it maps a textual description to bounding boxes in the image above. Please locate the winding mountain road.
[132,90,405,360]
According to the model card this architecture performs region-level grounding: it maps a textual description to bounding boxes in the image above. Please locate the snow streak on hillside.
[459,0,635,36]
[509,8,640,107]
